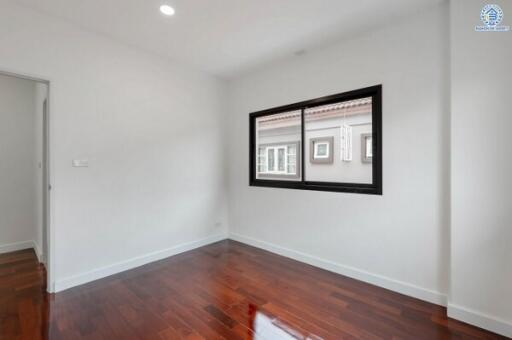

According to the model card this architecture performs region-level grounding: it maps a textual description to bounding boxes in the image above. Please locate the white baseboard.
[0,240,34,254]
[0,240,44,263]
[54,234,227,292]
[448,304,512,338]
[229,233,447,306]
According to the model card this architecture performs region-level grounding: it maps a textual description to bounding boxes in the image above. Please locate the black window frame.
[249,85,382,195]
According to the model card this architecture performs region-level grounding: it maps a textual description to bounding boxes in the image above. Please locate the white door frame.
[0,68,55,293]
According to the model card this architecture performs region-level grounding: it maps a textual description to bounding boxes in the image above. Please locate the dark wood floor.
[0,241,507,340]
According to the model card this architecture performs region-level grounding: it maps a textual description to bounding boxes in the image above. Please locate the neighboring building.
[256,97,373,183]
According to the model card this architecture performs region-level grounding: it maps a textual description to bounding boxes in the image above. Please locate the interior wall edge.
[32,240,43,263]
[448,303,512,338]
[228,232,447,307]
[53,233,228,293]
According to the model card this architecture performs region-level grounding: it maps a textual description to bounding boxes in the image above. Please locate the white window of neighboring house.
[287,144,297,174]
[258,144,298,175]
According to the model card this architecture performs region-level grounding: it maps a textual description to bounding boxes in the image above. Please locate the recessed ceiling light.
[160,5,175,16]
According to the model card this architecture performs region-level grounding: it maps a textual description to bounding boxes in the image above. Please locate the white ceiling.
[14,0,442,78]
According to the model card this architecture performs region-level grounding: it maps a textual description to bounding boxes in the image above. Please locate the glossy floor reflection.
[0,242,507,339]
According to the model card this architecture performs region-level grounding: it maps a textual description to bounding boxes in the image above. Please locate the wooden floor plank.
[0,241,507,339]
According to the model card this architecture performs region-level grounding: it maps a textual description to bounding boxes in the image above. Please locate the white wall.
[450,0,512,337]
[0,0,229,291]
[0,74,37,252]
[227,2,450,304]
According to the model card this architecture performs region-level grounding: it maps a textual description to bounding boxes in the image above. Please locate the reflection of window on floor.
[257,143,297,175]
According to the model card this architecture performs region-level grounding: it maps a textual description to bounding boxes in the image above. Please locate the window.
[310,137,334,164]
[257,142,299,178]
[254,110,302,181]
[249,85,382,194]
[361,134,373,163]
[314,142,329,158]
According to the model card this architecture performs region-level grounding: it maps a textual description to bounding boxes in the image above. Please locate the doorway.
[0,70,52,291]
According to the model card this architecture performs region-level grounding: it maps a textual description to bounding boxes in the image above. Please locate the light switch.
[72,159,89,167]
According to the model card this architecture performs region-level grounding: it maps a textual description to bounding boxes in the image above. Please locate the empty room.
[0,0,510,339]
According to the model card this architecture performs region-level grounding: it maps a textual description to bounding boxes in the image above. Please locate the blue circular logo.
[481,4,504,26]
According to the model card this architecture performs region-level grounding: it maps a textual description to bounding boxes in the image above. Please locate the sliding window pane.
[304,97,373,184]
[255,111,301,180]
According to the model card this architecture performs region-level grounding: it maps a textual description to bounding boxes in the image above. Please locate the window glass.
[257,147,266,173]
[287,145,297,174]
[315,143,329,158]
[255,110,302,180]
[268,148,275,171]
[362,134,373,163]
[277,148,285,171]
[366,136,373,158]
[305,97,373,184]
